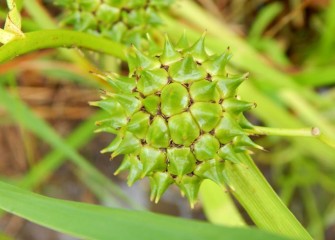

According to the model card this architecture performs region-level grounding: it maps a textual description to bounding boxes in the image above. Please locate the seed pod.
[55,0,174,47]
[94,33,261,207]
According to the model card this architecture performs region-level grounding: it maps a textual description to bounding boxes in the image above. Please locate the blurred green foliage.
[0,0,334,239]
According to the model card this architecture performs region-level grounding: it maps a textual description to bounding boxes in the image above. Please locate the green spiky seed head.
[92,33,262,207]
[55,0,174,47]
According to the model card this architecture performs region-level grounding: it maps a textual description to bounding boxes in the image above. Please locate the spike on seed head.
[160,34,182,65]
[175,30,189,51]
[94,32,261,206]
[186,31,208,62]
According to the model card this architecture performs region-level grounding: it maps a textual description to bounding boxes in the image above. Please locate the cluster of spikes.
[91,33,263,207]
[55,0,174,47]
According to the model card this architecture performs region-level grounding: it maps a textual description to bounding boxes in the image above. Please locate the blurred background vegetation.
[0,0,334,239]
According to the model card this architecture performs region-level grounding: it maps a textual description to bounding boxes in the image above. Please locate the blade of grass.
[317,0,335,62]
[0,181,290,240]
[23,0,55,29]
[199,180,245,227]
[248,2,283,41]
[224,153,312,239]
[300,187,324,240]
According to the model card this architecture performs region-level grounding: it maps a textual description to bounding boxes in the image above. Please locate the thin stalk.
[280,89,335,149]
[241,82,335,167]
[0,30,127,63]
[246,126,320,137]
[247,125,335,149]
[224,152,313,239]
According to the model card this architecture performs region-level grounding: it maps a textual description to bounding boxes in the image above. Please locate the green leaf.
[248,2,283,42]
[0,181,289,240]
[0,0,24,44]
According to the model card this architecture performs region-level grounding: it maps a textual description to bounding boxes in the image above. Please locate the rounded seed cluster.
[55,0,173,46]
[92,33,262,207]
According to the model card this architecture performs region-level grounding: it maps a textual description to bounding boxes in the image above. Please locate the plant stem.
[224,152,313,239]
[0,30,127,63]
[246,126,335,149]
[246,126,320,137]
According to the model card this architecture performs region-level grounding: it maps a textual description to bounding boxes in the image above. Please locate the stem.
[246,126,320,137]
[0,30,127,63]
[280,89,335,146]
[247,126,335,149]
[224,153,312,239]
